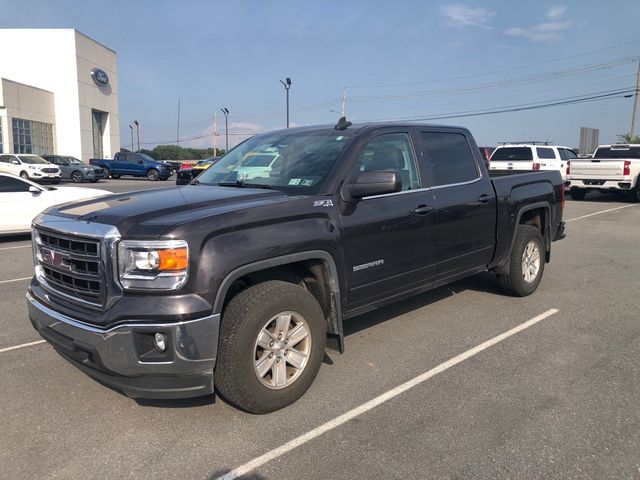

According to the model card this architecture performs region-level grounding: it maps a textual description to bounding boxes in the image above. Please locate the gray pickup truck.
[27,121,565,413]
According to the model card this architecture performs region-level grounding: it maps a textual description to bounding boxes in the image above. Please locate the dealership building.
[0,29,120,161]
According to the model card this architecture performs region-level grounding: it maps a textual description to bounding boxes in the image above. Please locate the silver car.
[42,155,105,183]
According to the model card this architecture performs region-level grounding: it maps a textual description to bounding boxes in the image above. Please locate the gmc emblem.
[40,247,72,272]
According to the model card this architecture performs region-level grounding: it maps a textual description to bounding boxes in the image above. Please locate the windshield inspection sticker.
[289,178,302,185]
[313,199,334,207]
[301,179,314,186]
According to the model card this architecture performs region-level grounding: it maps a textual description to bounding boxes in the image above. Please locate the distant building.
[579,127,599,155]
[0,29,119,161]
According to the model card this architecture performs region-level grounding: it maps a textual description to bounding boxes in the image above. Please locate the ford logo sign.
[90,67,109,87]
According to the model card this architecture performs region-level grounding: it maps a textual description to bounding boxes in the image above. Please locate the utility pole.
[630,59,640,139]
[133,120,140,152]
[221,108,229,152]
[213,111,217,157]
[176,99,181,159]
[340,87,347,117]
[129,124,134,151]
[280,77,292,127]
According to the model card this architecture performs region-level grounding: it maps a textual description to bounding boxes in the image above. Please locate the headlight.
[118,240,188,291]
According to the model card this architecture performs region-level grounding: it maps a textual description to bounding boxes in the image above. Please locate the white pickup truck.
[567,144,640,201]
[489,143,575,183]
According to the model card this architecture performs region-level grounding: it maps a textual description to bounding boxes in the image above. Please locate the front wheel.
[497,225,545,297]
[570,188,587,200]
[71,170,84,183]
[147,168,159,181]
[19,171,29,180]
[216,280,326,413]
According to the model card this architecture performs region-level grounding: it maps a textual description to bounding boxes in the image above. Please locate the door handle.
[413,205,433,215]
[477,194,492,204]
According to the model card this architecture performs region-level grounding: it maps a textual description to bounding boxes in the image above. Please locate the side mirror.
[29,186,41,195]
[345,170,402,199]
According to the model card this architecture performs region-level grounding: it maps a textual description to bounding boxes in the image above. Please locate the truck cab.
[90,152,174,181]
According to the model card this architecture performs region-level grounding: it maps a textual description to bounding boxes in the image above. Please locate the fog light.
[154,333,167,352]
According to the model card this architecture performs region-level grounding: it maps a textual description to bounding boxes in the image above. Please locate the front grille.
[42,168,58,173]
[35,228,104,305]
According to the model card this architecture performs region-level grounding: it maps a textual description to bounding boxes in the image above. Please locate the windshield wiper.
[217,181,272,190]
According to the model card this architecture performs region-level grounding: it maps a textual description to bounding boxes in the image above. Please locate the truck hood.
[46,185,288,236]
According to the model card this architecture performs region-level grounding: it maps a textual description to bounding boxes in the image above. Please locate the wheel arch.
[213,251,344,352]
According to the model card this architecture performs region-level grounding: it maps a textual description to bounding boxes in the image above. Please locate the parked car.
[176,156,221,185]
[235,152,282,180]
[27,122,565,413]
[567,144,640,201]
[42,155,105,183]
[478,146,495,168]
[489,143,576,183]
[0,172,111,235]
[0,154,61,183]
[89,152,174,181]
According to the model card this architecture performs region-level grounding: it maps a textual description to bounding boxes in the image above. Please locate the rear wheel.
[71,170,84,183]
[497,225,545,297]
[216,280,326,413]
[629,185,640,203]
[19,171,29,180]
[570,188,587,200]
[147,168,159,181]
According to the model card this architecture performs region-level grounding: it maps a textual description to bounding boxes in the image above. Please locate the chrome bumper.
[27,291,219,399]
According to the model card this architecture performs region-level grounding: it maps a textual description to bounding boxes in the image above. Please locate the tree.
[617,133,640,144]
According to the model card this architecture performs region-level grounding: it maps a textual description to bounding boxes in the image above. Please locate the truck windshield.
[594,147,640,159]
[18,155,49,164]
[490,147,533,161]
[196,130,352,194]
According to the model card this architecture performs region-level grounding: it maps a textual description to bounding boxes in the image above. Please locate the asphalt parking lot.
[1,183,639,479]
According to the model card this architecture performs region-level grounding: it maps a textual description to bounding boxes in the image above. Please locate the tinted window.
[0,155,10,163]
[0,176,31,192]
[594,147,640,159]
[536,147,556,159]
[421,132,479,186]
[559,148,577,160]
[351,132,421,191]
[491,147,533,161]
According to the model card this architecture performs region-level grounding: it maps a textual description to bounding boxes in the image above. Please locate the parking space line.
[0,340,45,354]
[566,204,638,222]
[215,308,560,480]
[0,277,32,285]
[0,245,31,251]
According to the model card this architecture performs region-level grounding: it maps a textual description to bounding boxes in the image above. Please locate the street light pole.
[129,124,134,151]
[279,77,292,128]
[220,108,229,152]
[630,59,640,139]
[133,120,140,152]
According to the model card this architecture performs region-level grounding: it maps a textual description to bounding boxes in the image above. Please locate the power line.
[347,40,640,89]
[355,88,636,123]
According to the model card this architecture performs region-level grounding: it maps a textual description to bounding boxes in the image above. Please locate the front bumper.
[27,291,219,399]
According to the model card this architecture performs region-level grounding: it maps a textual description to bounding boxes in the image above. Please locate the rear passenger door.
[418,129,496,282]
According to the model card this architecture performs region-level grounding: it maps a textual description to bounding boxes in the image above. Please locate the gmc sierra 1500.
[27,121,565,413]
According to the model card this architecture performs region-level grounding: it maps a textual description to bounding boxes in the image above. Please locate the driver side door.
[0,176,48,232]
[340,130,437,313]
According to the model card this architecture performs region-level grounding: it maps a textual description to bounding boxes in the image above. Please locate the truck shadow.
[343,271,501,338]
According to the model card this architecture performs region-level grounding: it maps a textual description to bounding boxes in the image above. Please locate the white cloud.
[505,6,572,43]
[546,5,567,20]
[441,4,495,29]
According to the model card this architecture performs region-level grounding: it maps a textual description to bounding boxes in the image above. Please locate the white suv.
[0,154,61,183]
[489,143,576,183]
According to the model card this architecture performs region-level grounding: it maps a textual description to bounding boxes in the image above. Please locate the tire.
[111,173,121,179]
[103,168,111,179]
[216,280,326,414]
[497,225,545,297]
[19,171,29,180]
[71,170,84,183]
[629,186,640,203]
[147,168,159,181]
[570,188,587,200]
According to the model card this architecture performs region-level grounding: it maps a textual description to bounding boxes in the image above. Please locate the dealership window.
[12,117,54,155]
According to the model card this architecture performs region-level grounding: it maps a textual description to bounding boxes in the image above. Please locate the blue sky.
[1,0,639,148]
